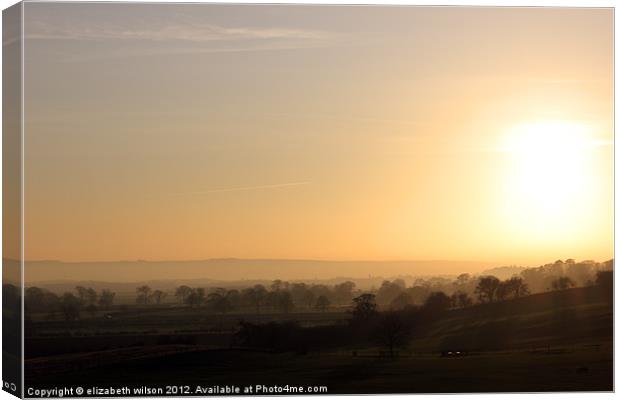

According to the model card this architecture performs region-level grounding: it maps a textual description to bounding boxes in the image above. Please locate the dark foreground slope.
[26,286,612,394]
[411,286,612,352]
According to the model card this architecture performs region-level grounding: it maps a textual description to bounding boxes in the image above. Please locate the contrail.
[169,181,311,197]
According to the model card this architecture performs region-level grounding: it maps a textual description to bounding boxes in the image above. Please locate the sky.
[22,4,613,268]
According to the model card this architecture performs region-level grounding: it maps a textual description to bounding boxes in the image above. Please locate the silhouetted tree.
[333,281,356,305]
[25,287,46,312]
[315,295,330,312]
[423,291,451,313]
[186,288,206,307]
[149,289,167,305]
[98,289,116,308]
[351,293,378,322]
[61,293,81,322]
[503,277,529,299]
[207,288,233,314]
[302,289,316,309]
[475,276,501,303]
[373,311,411,358]
[496,281,511,301]
[551,277,575,291]
[377,280,405,306]
[136,285,152,305]
[390,292,414,310]
[595,270,613,295]
[75,286,88,305]
[86,287,98,305]
[277,291,294,313]
[450,291,472,309]
[243,285,268,314]
[175,285,193,304]
[75,286,97,306]
[455,273,471,286]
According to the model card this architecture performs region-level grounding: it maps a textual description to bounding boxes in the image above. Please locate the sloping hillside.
[410,286,612,352]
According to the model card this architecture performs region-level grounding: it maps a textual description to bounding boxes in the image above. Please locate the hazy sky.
[23,4,613,266]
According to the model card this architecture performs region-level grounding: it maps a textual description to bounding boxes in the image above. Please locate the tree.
[495,281,511,301]
[271,280,289,292]
[149,290,167,305]
[333,281,356,305]
[60,293,81,322]
[277,291,294,314]
[503,277,529,299]
[377,280,405,306]
[25,287,47,312]
[226,289,241,310]
[207,289,232,314]
[351,293,378,322]
[136,285,152,305]
[302,289,316,309]
[373,311,411,358]
[450,291,472,309]
[243,285,268,314]
[595,270,612,293]
[315,295,330,312]
[98,289,116,308]
[475,276,501,303]
[390,292,414,310]
[551,277,575,291]
[175,285,193,304]
[290,283,309,307]
[455,273,471,286]
[75,286,89,305]
[85,287,98,306]
[186,288,206,307]
[423,292,451,313]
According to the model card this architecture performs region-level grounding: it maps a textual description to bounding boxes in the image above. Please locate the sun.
[498,120,600,235]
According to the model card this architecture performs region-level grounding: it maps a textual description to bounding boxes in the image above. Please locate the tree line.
[21,259,613,322]
[237,269,613,358]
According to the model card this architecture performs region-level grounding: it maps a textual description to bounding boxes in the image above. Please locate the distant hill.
[479,265,526,279]
[24,258,496,285]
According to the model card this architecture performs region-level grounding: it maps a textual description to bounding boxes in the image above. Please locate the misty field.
[23,283,613,393]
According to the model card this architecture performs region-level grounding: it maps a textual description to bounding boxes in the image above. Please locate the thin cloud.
[57,42,330,63]
[168,181,311,197]
[27,20,330,43]
[26,19,337,61]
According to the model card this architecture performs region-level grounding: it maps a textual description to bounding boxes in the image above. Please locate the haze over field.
[24,258,498,284]
[21,4,613,282]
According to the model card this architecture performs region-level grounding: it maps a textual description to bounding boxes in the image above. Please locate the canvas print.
[2,2,614,397]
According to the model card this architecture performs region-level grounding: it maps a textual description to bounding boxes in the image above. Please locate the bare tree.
[243,285,268,314]
[175,286,193,304]
[551,277,575,291]
[475,276,501,303]
[98,289,116,308]
[390,292,414,310]
[351,293,378,322]
[61,293,81,322]
[315,295,330,312]
[450,291,472,309]
[150,290,167,305]
[373,311,411,358]
[136,285,152,305]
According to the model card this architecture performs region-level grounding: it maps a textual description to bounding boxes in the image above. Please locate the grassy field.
[25,286,613,393]
[28,345,612,393]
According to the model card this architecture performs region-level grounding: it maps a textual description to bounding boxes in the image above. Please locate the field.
[25,286,613,393]
[29,346,612,393]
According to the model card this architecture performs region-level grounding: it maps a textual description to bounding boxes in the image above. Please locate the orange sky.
[22,4,613,267]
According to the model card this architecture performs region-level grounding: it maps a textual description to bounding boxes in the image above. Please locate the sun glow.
[499,121,602,236]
